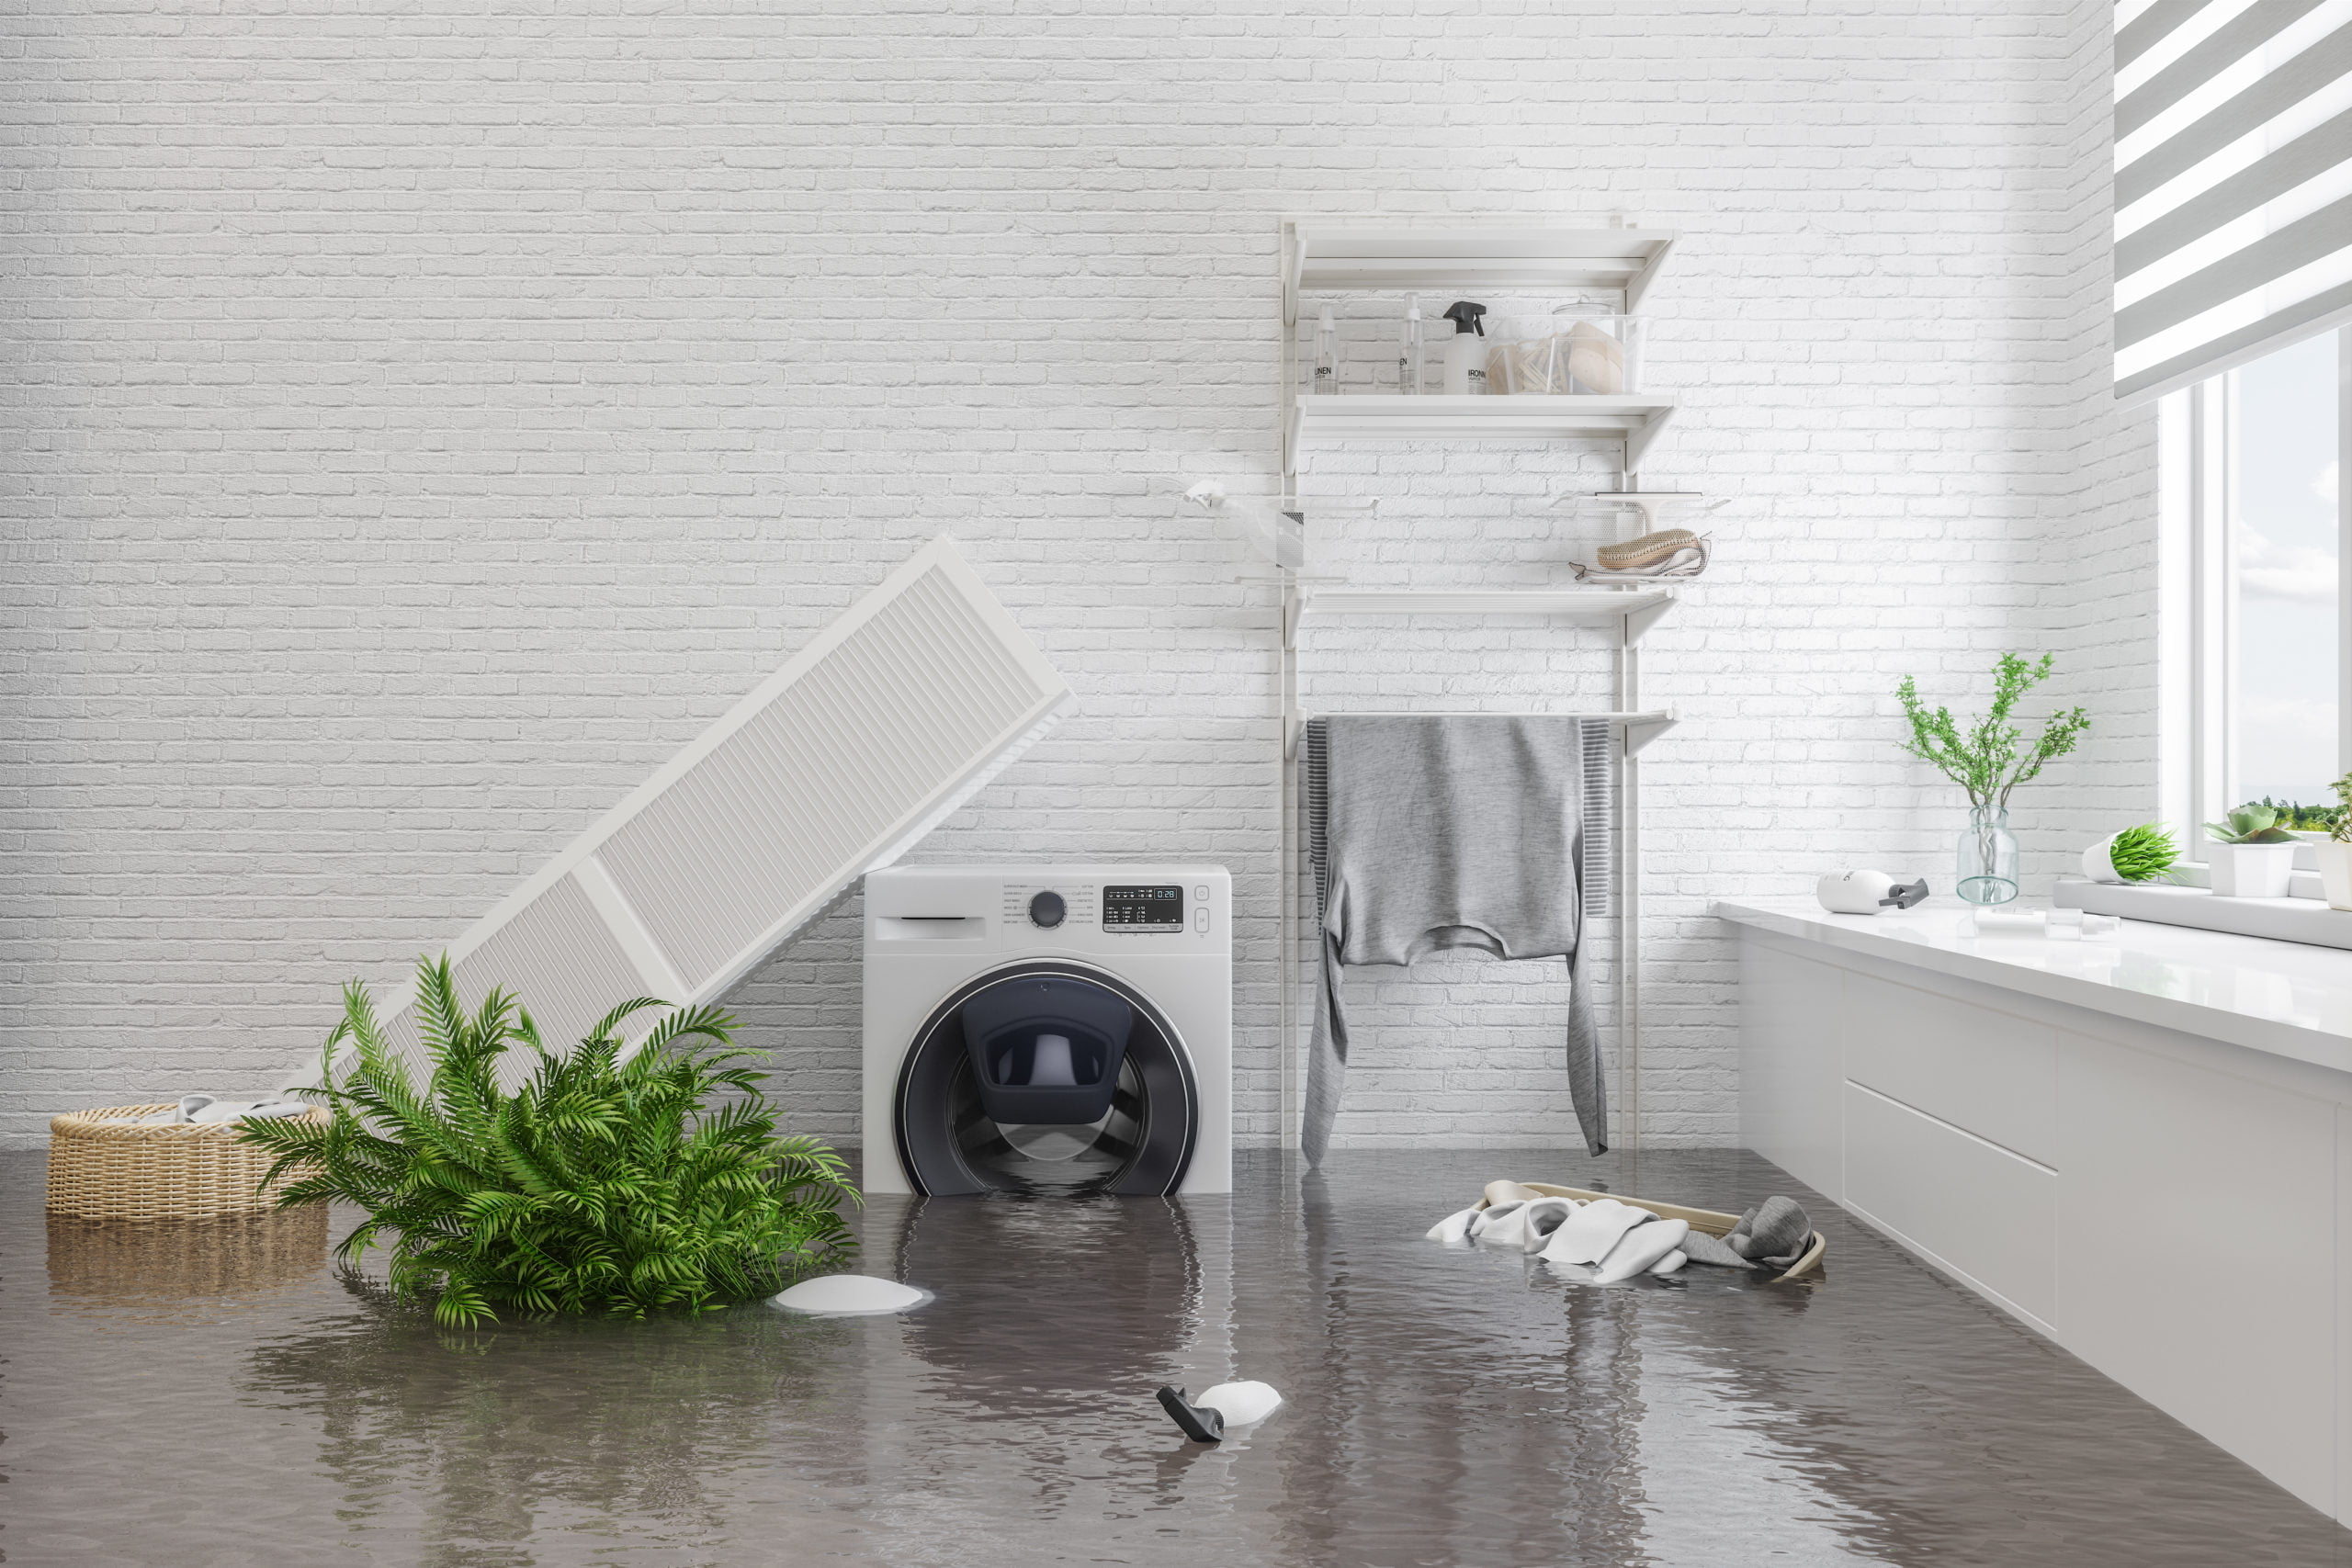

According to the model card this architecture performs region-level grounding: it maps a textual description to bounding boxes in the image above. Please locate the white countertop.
[1712,896,2352,1078]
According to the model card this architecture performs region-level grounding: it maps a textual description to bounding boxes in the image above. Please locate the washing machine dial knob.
[1027,890,1067,929]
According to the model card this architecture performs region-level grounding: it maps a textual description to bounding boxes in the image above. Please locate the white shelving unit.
[1284,222,1679,322]
[1284,583,1675,639]
[1290,393,1677,473]
[1274,217,1689,1156]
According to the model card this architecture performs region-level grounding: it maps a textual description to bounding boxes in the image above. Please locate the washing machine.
[862,864,1231,1196]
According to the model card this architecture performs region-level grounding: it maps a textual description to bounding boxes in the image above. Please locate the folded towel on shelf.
[1302,716,1615,1165]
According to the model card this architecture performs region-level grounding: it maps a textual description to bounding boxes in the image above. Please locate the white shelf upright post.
[1274,218,1685,1159]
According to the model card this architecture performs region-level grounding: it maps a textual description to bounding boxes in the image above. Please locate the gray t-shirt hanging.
[1302,716,1613,1163]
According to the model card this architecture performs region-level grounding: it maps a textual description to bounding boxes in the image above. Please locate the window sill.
[2054,877,2352,953]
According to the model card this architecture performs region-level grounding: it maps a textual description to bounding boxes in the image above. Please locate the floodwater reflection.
[4,1147,2347,1566]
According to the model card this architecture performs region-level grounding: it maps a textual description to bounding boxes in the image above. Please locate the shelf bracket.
[1622,711,1679,756]
[1283,222,1304,329]
[1622,595,1677,646]
[1623,404,1675,473]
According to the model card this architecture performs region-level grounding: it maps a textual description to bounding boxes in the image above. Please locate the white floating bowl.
[772,1274,933,1316]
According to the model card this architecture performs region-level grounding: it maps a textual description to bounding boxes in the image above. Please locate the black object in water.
[1156,1384,1224,1443]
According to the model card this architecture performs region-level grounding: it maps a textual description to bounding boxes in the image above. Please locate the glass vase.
[1955,807,2019,906]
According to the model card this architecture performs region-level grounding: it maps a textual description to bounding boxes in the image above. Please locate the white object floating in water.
[772,1274,931,1315]
[1592,1219,1690,1285]
[1194,1380,1283,1429]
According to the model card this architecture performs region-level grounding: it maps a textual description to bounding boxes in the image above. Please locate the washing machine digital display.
[1102,885,1184,931]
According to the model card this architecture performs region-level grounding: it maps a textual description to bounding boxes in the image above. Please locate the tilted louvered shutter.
[2114,0,2352,402]
[299,536,1071,1085]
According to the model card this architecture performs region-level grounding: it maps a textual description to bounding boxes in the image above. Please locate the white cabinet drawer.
[1844,970,2057,1167]
[1844,1080,2055,1326]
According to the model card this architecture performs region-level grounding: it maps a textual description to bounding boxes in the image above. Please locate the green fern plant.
[238,955,857,1326]
[2104,822,2180,883]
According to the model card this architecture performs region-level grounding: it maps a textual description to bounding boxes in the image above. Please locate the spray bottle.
[1398,295,1423,394]
[1313,305,1337,394]
[1441,300,1487,394]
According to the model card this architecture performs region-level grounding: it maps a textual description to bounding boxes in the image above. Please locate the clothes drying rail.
[1283,708,1677,759]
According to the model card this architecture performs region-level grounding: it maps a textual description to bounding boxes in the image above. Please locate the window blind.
[2114,0,2352,402]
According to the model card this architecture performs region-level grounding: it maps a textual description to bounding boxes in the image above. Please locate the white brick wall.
[2,1,2152,1152]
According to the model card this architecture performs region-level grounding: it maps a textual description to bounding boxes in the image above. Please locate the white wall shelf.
[1290,394,1677,473]
[1284,223,1679,325]
[1273,214,1690,1158]
[1283,585,1676,649]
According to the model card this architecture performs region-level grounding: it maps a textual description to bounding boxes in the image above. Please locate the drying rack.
[1267,216,1693,1156]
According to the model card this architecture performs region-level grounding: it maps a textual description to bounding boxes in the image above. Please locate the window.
[2164,328,2350,869]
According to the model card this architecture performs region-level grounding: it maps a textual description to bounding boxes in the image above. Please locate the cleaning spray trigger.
[1880,878,1930,909]
[1440,301,1489,395]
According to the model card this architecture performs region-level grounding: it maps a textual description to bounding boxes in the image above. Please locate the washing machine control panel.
[1101,884,1183,932]
[1001,883,1100,930]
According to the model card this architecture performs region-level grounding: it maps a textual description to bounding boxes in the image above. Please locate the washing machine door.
[894,962,1198,1196]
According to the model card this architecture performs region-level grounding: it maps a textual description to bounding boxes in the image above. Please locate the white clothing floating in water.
[773,1275,932,1315]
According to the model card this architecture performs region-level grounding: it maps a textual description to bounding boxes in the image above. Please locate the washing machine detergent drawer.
[956,976,1132,1125]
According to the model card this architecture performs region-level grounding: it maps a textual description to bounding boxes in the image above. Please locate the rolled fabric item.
[1593,1218,1690,1284]
[1537,1198,1655,1266]
[1676,1228,1758,1269]
[1729,1196,1814,1269]
[1648,1249,1688,1277]
[1425,1207,1482,1246]
[1517,1196,1579,1254]
[1596,528,1701,570]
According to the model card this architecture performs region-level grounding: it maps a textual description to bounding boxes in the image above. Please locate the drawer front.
[1845,1080,2056,1325]
[1844,969,2057,1167]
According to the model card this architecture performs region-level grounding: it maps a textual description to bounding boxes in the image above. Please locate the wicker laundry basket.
[45,1102,329,1221]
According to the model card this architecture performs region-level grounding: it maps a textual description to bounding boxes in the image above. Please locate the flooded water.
[6,1145,2347,1566]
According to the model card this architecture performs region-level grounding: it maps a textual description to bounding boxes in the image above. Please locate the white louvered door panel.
[301,536,1071,1085]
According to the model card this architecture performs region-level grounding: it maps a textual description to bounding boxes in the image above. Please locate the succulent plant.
[2205,804,2297,845]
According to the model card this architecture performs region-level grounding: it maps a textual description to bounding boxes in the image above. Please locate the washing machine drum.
[894,963,1198,1196]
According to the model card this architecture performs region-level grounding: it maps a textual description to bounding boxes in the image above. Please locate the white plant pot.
[2313,840,2352,911]
[2207,840,2296,898]
[2081,834,2124,884]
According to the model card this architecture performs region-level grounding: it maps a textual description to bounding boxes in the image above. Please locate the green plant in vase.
[1897,653,2090,906]
[239,954,858,1326]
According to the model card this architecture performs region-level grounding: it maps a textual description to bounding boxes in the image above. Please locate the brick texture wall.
[1,1,2150,1151]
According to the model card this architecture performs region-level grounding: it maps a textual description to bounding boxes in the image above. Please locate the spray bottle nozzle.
[1442,300,1487,336]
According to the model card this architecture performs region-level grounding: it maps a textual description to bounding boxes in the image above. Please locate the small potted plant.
[2316,774,2352,911]
[2204,805,2298,898]
[2082,822,2180,885]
